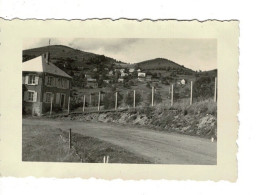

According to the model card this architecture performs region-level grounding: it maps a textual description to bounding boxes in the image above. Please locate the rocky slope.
[53,107,217,139]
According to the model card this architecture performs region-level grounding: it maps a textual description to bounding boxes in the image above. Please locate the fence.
[48,77,217,115]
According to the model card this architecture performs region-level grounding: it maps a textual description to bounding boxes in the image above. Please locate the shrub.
[147,91,162,105]
[193,76,216,99]
[124,91,142,107]
[102,92,123,109]
[70,96,84,111]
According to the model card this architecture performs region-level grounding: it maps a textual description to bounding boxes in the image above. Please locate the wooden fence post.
[69,128,72,149]
[68,96,70,114]
[98,91,101,111]
[50,96,53,116]
[190,81,193,105]
[115,92,118,110]
[171,84,174,106]
[133,90,136,108]
[82,95,86,112]
[214,77,217,102]
[152,86,154,107]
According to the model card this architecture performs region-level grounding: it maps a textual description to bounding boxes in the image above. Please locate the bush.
[172,99,217,115]
[70,96,84,111]
[147,91,162,105]
[124,91,142,107]
[193,76,216,99]
[102,92,123,109]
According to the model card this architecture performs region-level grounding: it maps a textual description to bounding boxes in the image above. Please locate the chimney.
[43,52,50,64]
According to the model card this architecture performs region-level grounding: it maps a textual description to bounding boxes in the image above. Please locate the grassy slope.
[22,123,81,162]
[22,120,150,163]
[135,58,195,73]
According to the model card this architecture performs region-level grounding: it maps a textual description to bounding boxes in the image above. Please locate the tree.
[193,76,215,99]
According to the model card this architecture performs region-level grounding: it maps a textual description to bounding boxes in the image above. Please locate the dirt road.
[23,118,217,164]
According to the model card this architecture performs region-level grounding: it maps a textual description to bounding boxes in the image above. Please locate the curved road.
[23,118,217,164]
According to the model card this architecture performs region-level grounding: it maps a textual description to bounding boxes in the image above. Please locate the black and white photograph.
[22,38,217,165]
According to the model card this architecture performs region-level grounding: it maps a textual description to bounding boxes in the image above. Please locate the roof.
[22,55,72,79]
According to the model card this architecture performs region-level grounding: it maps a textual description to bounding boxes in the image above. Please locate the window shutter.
[43,93,46,102]
[35,76,39,85]
[25,76,29,84]
[56,93,60,104]
[45,76,48,86]
[33,92,37,102]
[24,91,28,101]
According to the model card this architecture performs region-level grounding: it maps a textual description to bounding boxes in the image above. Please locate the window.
[47,76,54,86]
[57,78,62,88]
[24,90,37,102]
[28,75,35,84]
[28,91,34,101]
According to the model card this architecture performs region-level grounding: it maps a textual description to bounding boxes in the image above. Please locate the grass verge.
[22,122,150,163]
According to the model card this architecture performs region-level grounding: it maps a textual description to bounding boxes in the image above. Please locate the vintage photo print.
[0,19,239,181]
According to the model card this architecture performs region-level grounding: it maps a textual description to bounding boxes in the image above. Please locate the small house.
[129,68,135,73]
[181,79,186,85]
[87,77,98,88]
[22,53,72,116]
[121,72,128,77]
[118,78,124,83]
[138,72,146,82]
[146,75,152,82]
[103,79,110,84]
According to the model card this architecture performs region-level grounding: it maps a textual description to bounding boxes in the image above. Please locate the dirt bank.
[52,107,217,139]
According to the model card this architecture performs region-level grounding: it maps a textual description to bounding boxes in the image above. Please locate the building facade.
[22,53,72,116]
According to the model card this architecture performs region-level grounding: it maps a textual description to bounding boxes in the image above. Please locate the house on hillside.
[22,53,72,116]
[146,75,152,82]
[108,70,114,76]
[103,79,110,84]
[181,79,186,85]
[120,72,128,78]
[119,68,125,73]
[138,72,146,82]
[118,78,124,83]
[129,68,135,73]
[86,77,98,88]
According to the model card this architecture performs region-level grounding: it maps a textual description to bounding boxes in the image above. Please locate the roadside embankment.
[52,100,217,139]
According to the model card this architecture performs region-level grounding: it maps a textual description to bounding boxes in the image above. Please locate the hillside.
[135,58,196,75]
[23,45,119,71]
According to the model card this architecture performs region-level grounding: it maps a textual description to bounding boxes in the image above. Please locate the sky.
[23,38,217,71]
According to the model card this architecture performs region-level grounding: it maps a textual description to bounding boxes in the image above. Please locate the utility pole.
[133,90,136,108]
[68,96,70,114]
[152,86,154,107]
[115,92,118,110]
[214,77,217,102]
[171,84,174,106]
[190,81,193,105]
[98,91,101,111]
[82,95,86,112]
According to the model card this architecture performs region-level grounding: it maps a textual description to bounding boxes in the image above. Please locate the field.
[22,118,150,163]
